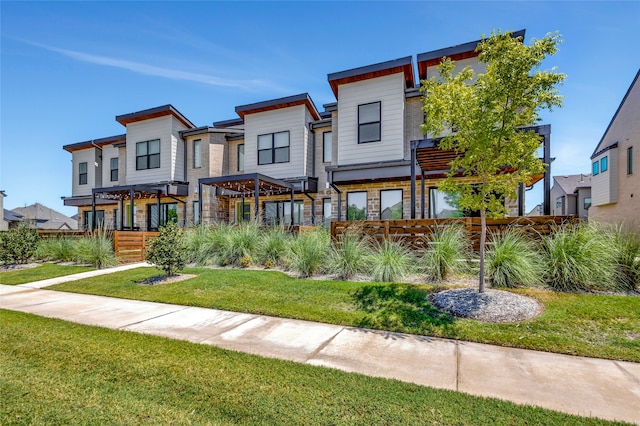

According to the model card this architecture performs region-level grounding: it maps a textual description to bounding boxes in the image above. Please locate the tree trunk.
[479,209,486,293]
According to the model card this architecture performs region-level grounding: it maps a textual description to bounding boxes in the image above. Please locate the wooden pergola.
[409,124,552,218]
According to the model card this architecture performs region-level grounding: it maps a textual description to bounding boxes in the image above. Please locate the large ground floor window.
[429,188,464,218]
[380,189,403,220]
[84,210,104,229]
[322,198,332,227]
[347,192,367,221]
[264,200,304,225]
[148,203,178,231]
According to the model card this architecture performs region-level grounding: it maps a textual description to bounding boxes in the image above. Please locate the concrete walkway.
[1,267,638,424]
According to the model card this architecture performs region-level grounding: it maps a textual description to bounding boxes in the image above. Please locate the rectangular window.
[323,131,332,163]
[429,188,464,218]
[148,203,178,231]
[628,146,634,175]
[258,131,289,165]
[237,144,245,172]
[323,198,332,227]
[380,189,403,220]
[124,205,136,229]
[601,156,608,173]
[193,139,202,168]
[110,157,118,182]
[592,161,599,176]
[584,197,592,210]
[193,201,200,225]
[78,162,88,185]
[358,101,381,143]
[264,200,304,225]
[347,191,367,220]
[83,210,104,230]
[136,139,160,170]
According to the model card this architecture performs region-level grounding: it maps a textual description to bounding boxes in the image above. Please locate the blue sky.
[1,1,638,217]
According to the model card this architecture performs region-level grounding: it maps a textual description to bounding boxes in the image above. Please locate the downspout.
[310,123,316,178]
[410,141,417,219]
[329,170,342,221]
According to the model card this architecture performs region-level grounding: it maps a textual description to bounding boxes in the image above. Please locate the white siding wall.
[125,116,181,185]
[102,145,120,187]
[72,148,98,196]
[336,73,405,165]
[243,105,308,178]
[171,118,189,181]
[592,148,618,206]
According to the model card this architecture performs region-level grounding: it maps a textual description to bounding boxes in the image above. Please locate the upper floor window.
[358,101,381,143]
[601,156,608,173]
[628,146,634,175]
[258,131,289,165]
[323,131,332,163]
[592,161,599,176]
[79,162,88,185]
[136,139,160,170]
[110,157,118,182]
[238,144,245,172]
[193,139,202,169]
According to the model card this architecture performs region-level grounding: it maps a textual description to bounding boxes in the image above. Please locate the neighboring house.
[527,203,543,217]
[0,190,7,230]
[550,174,592,219]
[11,203,78,230]
[3,209,24,229]
[63,30,553,229]
[589,69,640,229]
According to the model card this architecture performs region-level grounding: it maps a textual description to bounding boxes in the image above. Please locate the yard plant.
[0,224,39,264]
[145,222,188,276]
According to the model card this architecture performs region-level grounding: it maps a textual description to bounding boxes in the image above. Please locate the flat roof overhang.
[328,56,415,98]
[62,195,118,207]
[235,93,320,121]
[90,182,189,201]
[327,160,414,185]
[199,173,318,198]
[63,134,126,153]
[116,104,195,129]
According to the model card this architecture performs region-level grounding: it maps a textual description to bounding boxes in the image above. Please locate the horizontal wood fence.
[113,231,159,263]
[37,230,89,239]
[331,216,579,252]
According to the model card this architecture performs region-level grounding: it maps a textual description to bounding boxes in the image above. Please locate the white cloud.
[29,41,282,92]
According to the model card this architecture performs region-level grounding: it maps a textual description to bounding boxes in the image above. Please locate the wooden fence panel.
[331,216,578,252]
[113,231,158,263]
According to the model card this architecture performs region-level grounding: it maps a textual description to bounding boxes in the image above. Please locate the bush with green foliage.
[329,229,372,280]
[288,227,330,277]
[145,222,188,276]
[368,239,415,282]
[420,225,472,281]
[486,229,543,288]
[0,224,39,264]
[218,221,261,267]
[74,228,117,269]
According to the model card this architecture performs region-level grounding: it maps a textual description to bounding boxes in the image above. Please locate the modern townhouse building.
[589,69,639,229]
[63,30,552,230]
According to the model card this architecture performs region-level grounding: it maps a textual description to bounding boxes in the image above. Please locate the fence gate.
[113,231,158,263]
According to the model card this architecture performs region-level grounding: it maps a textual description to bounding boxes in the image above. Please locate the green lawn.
[49,267,640,362]
[0,264,94,285]
[0,310,625,425]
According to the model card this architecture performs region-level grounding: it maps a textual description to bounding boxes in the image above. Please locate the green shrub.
[368,239,415,282]
[183,224,222,265]
[420,225,471,281]
[218,222,262,267]
[74,228,117,269]
[288,227,330,277]
[486,229,543,288]
[36,237,76,262]
[145,222,188,276]
[329,229,372,280]
[613,226,640,291]
[258,226,292,268]
[541,223,618,292]
[0,224,39,264]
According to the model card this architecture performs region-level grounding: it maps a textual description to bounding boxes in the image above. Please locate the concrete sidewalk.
[1,270,639,424]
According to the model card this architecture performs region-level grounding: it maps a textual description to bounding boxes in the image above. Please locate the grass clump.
[219,221,262,267]
[329,229,372,279]
[541,223,619,292]
[258,226,293,268]
[35,237,77,262]
[288,227,330,277]
[420,225,472,281]
[368,239,415,282]
[486,229,543,288]
[73,228,117,269]
[613,226,640,291]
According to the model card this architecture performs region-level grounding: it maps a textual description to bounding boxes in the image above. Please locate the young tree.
[421,30,565,292]
[145,222,188,276]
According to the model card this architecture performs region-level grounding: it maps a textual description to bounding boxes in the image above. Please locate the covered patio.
[198,173,319,225]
